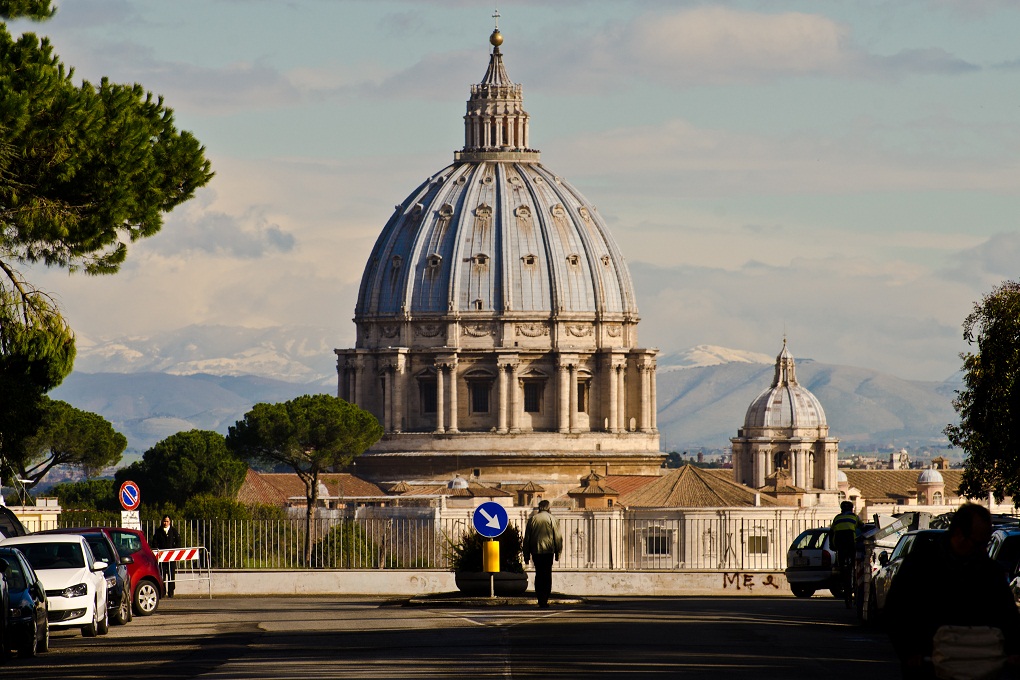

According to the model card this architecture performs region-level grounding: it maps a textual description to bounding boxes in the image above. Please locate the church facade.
[335,28,663,489]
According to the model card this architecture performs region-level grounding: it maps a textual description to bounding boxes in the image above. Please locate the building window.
[933,491,943,504]
[469,381,491,414]
[523,381,543,413]
[747,535,769,554]
[644,528,672,556]
[419,378,437,414]
[577,380,590,413]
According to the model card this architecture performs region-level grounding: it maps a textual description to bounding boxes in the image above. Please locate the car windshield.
[1,552,27,590]
[995,535,1020,567]
[110,531,142,557]
[791,530,826,550]
[19,542,86,570]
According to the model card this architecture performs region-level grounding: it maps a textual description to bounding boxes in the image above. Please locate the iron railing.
[62,512,834,572]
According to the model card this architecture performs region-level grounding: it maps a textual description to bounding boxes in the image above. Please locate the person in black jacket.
[150,515,181,597]
[884,503,1020,679]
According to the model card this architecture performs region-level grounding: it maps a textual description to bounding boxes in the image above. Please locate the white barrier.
[154,546,212,599]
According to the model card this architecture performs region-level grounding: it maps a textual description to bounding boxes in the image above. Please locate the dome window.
[601,255,611,266]
[472,299,484,310]
[427,254,443,269]
[566,254,580,266]
[391,255,403,269]
[470,253,489,266]
[522,254,536,266]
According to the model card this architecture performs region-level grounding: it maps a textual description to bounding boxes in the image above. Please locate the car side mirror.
[120,555,134,565]
[93,560,109,572]
[878,551,889,567]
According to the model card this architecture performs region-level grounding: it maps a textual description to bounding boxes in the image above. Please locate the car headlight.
[61,583,88,598]
[9,606,28,618]
[106,575,117,588]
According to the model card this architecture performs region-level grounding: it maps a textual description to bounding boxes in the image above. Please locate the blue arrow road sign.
[119,481,141,511]
[472,501,508,538]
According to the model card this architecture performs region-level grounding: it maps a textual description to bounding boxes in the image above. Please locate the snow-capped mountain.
[74,324,344,384]
[657,345,775,372]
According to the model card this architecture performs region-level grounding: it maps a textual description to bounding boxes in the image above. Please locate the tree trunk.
[303,470,320,567]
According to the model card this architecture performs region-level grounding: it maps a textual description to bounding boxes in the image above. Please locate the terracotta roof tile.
[620,464,779,508]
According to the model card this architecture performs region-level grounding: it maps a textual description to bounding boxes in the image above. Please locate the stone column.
[352,356,365,409]
[497,363,508,434]
[569,364,578,433]
[617,363,627,431]
[558,363,570,433]
[382,368,392,432]
[649,365,657,432]
[608,361,619,433]
[392,353,406,434]
[435,362,445,433]
[447,357,459,433]
[509,360,521,433]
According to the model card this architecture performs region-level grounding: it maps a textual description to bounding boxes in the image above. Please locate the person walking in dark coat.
[523,500,563,608]
[150,515,181,597]
[885,503,1020,679]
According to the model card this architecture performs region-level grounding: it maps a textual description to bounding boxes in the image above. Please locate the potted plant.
[447,524,528,596]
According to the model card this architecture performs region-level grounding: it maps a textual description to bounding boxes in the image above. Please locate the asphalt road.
[4,595,900,679]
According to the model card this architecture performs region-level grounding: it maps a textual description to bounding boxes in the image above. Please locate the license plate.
[791,556,809,567]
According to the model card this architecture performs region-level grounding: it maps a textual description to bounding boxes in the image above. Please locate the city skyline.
[12,1,1020,382]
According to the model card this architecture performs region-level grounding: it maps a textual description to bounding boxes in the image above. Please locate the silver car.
[785,528,843,598]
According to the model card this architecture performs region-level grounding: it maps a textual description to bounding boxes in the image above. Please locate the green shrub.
[446,524,523,573]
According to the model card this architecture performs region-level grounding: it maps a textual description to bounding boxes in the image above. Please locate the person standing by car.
[150,515,181,598]
[885,503,1020,680]
[830,501,863,607]
[523,500,563,609]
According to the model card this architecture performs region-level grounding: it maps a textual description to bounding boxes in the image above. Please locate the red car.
[50,527,164,616]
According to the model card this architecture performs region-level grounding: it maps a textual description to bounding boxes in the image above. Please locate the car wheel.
[114,591,132,625]
[19,619,38,657]
[134,579,160,616]
[36,619,49,654]
[82,603,98,637]
[790,584,815,598]
[867,585,882,626]
[97,601,110,635]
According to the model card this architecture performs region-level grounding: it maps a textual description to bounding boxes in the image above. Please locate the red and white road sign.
[119,481,141,511]
[155,548,200,562]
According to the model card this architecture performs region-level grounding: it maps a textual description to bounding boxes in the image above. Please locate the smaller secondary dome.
[837,470,848,483]
[447,475,469,490]
[743,340,827,429]
[918,468,944,484]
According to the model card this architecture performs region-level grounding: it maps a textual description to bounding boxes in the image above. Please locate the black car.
[0,507,28,539]
[0,546,48,657]
[865,529,946,624]
[987,528,1020,580]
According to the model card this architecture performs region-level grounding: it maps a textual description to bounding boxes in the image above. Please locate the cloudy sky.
[11,0,1020,382]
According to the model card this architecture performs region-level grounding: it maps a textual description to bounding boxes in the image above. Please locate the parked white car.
[1,534,110,637]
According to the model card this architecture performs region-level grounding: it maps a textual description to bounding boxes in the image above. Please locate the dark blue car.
[0,546,49,657]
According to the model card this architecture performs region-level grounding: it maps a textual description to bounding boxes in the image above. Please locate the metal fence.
[77,512,831,572]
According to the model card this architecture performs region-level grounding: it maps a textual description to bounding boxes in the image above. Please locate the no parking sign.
[119,480,141,511]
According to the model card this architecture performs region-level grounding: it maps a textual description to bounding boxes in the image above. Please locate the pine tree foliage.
[945,280,1020,503]
[16,397,126,487]
[226,395,384,566]
[0,1,212,459]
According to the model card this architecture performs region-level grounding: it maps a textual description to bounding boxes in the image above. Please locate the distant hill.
[51,329,962,457]
[50,372,331,457]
